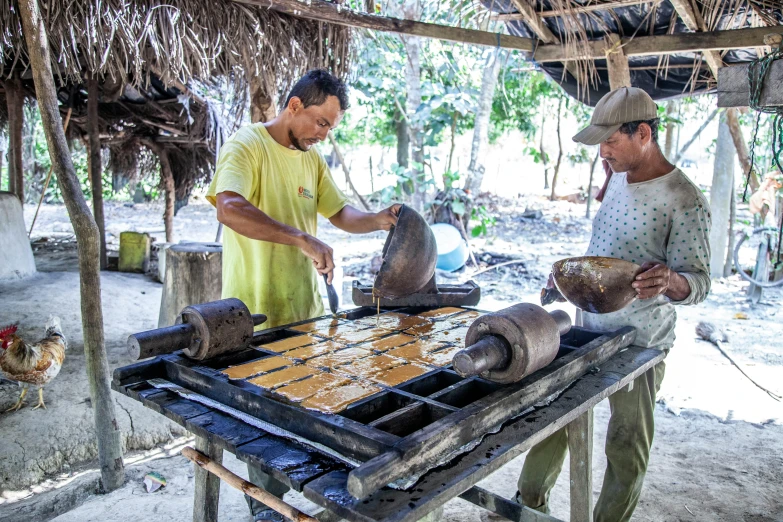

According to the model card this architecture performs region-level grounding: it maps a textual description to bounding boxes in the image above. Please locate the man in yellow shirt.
[207,69,399,521]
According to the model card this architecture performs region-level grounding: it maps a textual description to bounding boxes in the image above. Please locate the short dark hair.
[284,69,349,111]
[618,118,660,143]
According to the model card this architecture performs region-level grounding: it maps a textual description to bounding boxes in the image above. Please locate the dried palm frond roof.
[0,0,353,195]
[483,0,783,104]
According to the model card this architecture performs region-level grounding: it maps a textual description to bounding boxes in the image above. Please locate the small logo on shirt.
[298,186,313,200]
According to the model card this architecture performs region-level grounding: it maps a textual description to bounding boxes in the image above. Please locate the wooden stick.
[181,447,318,522]
[28,107,72,237]
[231,0,533,51]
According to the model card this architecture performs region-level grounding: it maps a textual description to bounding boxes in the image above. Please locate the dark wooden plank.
[129,387,214,420]
[346,327,637,498]
[235,436,345,491]
[111,357,163,386]
[193,435,222,522]
[304,346,664,522]
[459,486,559,522]
[161,355,400,462]
[185,410,264,450]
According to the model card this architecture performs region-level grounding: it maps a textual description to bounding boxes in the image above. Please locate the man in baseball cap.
[518,87,712,521]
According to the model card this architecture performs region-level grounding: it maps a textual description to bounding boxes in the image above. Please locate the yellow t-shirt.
[206,123,348,329]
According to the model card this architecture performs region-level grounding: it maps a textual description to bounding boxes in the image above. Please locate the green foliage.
[567,146,591,166]
[489,63,569,144]
[524,145,548,164]
[470,205,496,237]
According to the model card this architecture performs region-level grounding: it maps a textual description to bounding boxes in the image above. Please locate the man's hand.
[633,262,691,301]
[299,236,336,284]
[375,204,402,231]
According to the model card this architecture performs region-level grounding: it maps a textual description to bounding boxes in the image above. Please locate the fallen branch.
[464,259,526,279]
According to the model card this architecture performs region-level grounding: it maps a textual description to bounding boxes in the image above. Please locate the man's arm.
[216,191,337,282]
[329,204,401,234]
[633,196,712,304]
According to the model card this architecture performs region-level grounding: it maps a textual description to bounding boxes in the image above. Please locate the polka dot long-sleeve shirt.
[581,168,711,350]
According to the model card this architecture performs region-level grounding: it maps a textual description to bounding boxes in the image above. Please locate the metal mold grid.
[131,306,610,466]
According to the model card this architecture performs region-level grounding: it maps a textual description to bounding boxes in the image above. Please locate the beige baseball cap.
[573,87,658,145]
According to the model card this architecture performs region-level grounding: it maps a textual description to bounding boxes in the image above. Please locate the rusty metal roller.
[453,303,571,384]
[128,298,266,360]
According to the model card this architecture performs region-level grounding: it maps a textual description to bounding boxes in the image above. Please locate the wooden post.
[88,75,108,269]
[709,112,735,279]
[6,73,24,204]
[605,34,631,91]
[193,436,223,522]
[143,140,176,243]
[158,243,223,327]
[568,408,594,522]
[18,0,125,491]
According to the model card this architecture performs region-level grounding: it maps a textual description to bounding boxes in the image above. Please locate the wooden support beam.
[508,0,557,44]
[669,0,723,76]
[88,76,108,270]
[568,408,594,522]
[6,73,24,204]
[193,436,223,522]
[230,0,534,51]
[494,0,657,21]
[18,0,126,492]
[718,60,783,108]
[534,25,783,63]
[605,34,632,90]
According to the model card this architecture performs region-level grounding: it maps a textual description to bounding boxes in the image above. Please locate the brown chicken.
[0,317,67,412]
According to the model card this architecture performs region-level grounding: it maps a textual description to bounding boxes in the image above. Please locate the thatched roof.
[1,0,353,196]
[485,0,783,104]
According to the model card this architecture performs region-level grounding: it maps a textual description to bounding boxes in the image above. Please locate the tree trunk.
[18,0,125,492]
[445,112,457,186]
[249,74,277,123]
[159,243,223,327]
[328,131,370,210]
[88,76,107,269]
[0,125,5,190]
[664,100,676,158]
[549,97,564,201]
[724,182,736,278]
[673,107,719,164]
[725,107,761,193]
[395,102,409,169]
[402,0,424,209]
[464,48,502,194]
[539,108,550,190]
[709,113,735,279]
[6,73,24,204]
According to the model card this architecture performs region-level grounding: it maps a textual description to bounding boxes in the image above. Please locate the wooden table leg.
[568,408,593,522]
[193,436,223,522]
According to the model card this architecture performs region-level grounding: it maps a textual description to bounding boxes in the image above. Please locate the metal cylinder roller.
[128,298,266,360]
[455,303,571,384]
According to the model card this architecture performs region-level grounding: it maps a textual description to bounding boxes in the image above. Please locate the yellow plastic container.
[119,231,151,273]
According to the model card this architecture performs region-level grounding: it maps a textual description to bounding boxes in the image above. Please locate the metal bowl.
[552,256,642,314]
[373,205,438,299]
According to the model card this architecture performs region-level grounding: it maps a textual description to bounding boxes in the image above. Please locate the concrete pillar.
[0,191,36,279]
[709,112,735,279]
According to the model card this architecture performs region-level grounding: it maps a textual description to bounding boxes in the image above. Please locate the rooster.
[0,317,67,412]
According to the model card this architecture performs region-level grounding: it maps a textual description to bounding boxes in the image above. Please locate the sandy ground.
[1,197,782,521]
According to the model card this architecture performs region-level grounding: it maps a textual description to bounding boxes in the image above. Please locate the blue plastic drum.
[430,223,469,272]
